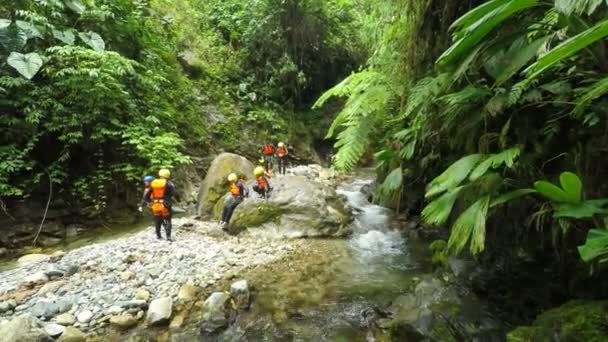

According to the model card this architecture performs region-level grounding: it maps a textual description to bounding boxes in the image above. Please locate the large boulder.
[146,297,173,326]
[0,314,52,342]
[200,292,231,334]
[214,175,352,238]
[197,153,255,216]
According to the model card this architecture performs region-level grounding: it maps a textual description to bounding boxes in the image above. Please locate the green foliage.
[578,229,608,264]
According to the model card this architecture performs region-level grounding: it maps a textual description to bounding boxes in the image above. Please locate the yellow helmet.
[158,169,171,178]
[227,173,238,182]
[278,142,285,147]
[258,158,264,165]
[254,166,265,176]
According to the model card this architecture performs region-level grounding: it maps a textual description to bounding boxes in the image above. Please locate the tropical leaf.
[7,52,43,80]
[525,19,608,79]
[490,188,537,207]
[78,31,105,51]
[469,147,520,181]
[555,201,608,219]
[422,186,465,225]
[377,167,403,198]
[447,196,490,255]
[15,21,43,39]
[53,29,75,45]
[426,154,482,198]
[492,36,548,85]
[555,0,605,16]
[400,73,450,119]
[437,0,541,67]
[0,19,9,29]
[559,171,582,203]
[0,23,28,51]
[64,0,86,13]
[578,229,608,263]
[573,76,608,115]
[449,0,509,38]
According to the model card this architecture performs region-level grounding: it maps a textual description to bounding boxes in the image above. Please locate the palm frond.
[422,186,465,225]
[426,154,483,198]
[573,76,608,116]
[447,195,490,255]
[469,146,521,181]
[524,19,608,80]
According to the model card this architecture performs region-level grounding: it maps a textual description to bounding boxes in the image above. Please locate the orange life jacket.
[277,147,287,157]
[229,181,242,197]
[262,144,274,155]
[256,176,269,191]
[150,179,170,217]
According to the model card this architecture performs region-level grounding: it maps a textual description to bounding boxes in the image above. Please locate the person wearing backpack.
[261,142,276,172]
[276,142,288,175]
[220,173,249,229]
[144,169,175,241]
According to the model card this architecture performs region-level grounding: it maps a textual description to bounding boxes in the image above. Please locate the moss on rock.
[507,300,608,342]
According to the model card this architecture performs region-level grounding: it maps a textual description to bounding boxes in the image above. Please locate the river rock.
[220,175,352,238]
[57,326,86,342]
[197,153,255,216]
[134,289,150,301]
[119,271,135,281]
[38,280,66,295]
[17,254,49,266]
[23,271,49,286]
[44,323,66,337]
[200,292,231,333]
[0,314,52,342]
[109,313,138,329]
[30,298,72,318]
[177,284,198,301]
[0,300,16,313]
[56,313,76,326]
[0,247,8,257]
[76,310,93,323]
[230,280,250,309]
[146,297,172,325]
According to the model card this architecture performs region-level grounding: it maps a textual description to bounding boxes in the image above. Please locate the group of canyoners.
[138,142,289,241]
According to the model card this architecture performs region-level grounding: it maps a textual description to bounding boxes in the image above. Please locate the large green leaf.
[78,31,105,51]
[53,29,75,45]
[573,76,608,115]
[426,154,482,198]
[422,186,464,225]
[525,19,608,79]
[534,180,572,203]
[490,188,536,207]
[64,0,86,13]
[7,52,43,80]
[377,167,403,197]
[469,147,520,181]
[555,0,604,16]
[15,21,43,39]
[555,199,608,219]
[0,23,27,51]
[0,19,10,30]
[449,0,510,38]
[559,171,582,203]
[437,0,541,67]
[492,36,548,85]
[447,195,490,255]
[578,229,608,263]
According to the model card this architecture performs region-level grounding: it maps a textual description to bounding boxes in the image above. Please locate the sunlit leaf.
[7,52,43,80]
[578,229,608,263]
[53,29,75,45]
[78,31,105,51]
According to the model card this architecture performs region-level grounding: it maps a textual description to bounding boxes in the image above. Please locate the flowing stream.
[193,177,433,341]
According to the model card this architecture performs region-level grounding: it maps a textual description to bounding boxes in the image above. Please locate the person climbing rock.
[138,175,154,212]
[277,142,288,175]
[261,142,276,172]
[145,169,175,241]
[220,173,248,228]
[253,166,271,199]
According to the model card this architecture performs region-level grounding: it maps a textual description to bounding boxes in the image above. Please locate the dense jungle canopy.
[2,0,608,339]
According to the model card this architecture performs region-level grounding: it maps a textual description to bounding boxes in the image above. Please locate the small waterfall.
[337,179,405,259]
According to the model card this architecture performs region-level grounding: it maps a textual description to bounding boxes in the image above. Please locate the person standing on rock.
[138,175,154,213]
[276,142,288,175]
[220,173,248,229]
[145,169,175,241]
[253,166,271,199]
[261,142,276,172]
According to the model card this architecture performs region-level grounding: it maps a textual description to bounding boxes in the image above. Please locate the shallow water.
[185,177,432,341]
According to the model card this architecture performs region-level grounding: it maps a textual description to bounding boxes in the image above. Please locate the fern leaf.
[426,154,483,198]
[400,73,450,120]
[447,195,490,255]
[422,186,465,225]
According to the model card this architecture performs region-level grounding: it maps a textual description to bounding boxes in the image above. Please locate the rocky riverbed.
[0,217,299,341]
